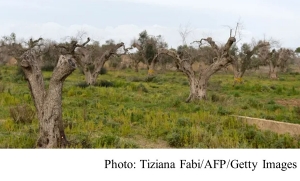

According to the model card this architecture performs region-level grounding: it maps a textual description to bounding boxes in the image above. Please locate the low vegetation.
[0,65,300,148]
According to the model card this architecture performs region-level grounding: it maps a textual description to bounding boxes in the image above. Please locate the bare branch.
[179,24,192,45]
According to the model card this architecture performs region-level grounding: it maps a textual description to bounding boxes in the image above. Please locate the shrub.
[167,128,191,147]
[13,66,26,82]
[99,67,107,75]
[130,83,148,93]
[267,100,275,104]
[108,56,122,68]
[233,92,240,97]
[96,134,120,147]
[76,82,89,88]
[75,133,92,148]
[94,80,115,87]
[0,82,5,93]
[247,98,263,109]
[9,104,35,124]
[211,94,220,102]
[293,106,300,117]
[144,76,156,82]
[167,132,182,147]
[217,106,232,116]
[176,117,191,127]
[265,104,282,112]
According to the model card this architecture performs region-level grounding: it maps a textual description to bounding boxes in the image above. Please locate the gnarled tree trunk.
[232,41,269,85]
[77,43,125,85]
[21,51,76,148]
[269,61,278,79]
[148,56,158,76]
[186,76,208,102]
[232,59,245,84]
[233,70,244,84]
[159,36,236,102]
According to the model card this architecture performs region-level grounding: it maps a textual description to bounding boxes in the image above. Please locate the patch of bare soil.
[235,116,300,136]
[132,135,171,148]
[276,99,300,107]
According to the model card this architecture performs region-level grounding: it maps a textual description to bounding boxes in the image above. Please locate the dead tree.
[27,38,90,148]
[232,40,269,84]
[2,34,90,148]
[159,31,237,102]
[21,52,74,148]
[258,44,293,79]
[76,40,129,85]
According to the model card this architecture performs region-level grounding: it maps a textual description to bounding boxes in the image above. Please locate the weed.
[0,83,5,93]
[1,65,300,148]
[211,93,220,102]
[293,106,300,117]
[96,134,120,148]
[217,106,232,116]
[94,80,115,87]
[9,104,35,124]
[76,82,89,88]
[247,98,263,109]
[267,100,275,104]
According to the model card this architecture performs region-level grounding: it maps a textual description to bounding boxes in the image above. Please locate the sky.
[0,0,299,49]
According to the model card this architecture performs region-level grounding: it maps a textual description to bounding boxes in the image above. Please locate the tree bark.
[186,76,208,102]
[21,51,76,148]
[84,70,94,85]
[77,43,124,85]
[159,36,236,102]
[269,61,278,79]
[232,57,247,84]
[148,61,155,76]
[232,42,269,84]
[134,63,139,72]
[147,54,159,76]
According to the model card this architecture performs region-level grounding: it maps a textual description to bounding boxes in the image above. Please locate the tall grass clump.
[9,104,35,124]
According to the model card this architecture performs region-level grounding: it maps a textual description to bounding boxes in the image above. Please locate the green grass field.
[1,65,300,148]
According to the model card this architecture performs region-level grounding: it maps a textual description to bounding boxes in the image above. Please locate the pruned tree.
[258,42,294,79]
[231,40,269,84]
[131,30,168,75]
[2,34,89,148]
[76,39,129,85]
[179,24,192,46]
[158,26,238,102]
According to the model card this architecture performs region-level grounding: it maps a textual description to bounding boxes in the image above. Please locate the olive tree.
[258,43,294,79]
[231,40,269,84]
[2,34,90,148]
[158,29,237,102]
[131,30,167,75]
[75,39,129,85]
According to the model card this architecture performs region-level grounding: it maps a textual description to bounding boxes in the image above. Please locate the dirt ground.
[276,99,300,107]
